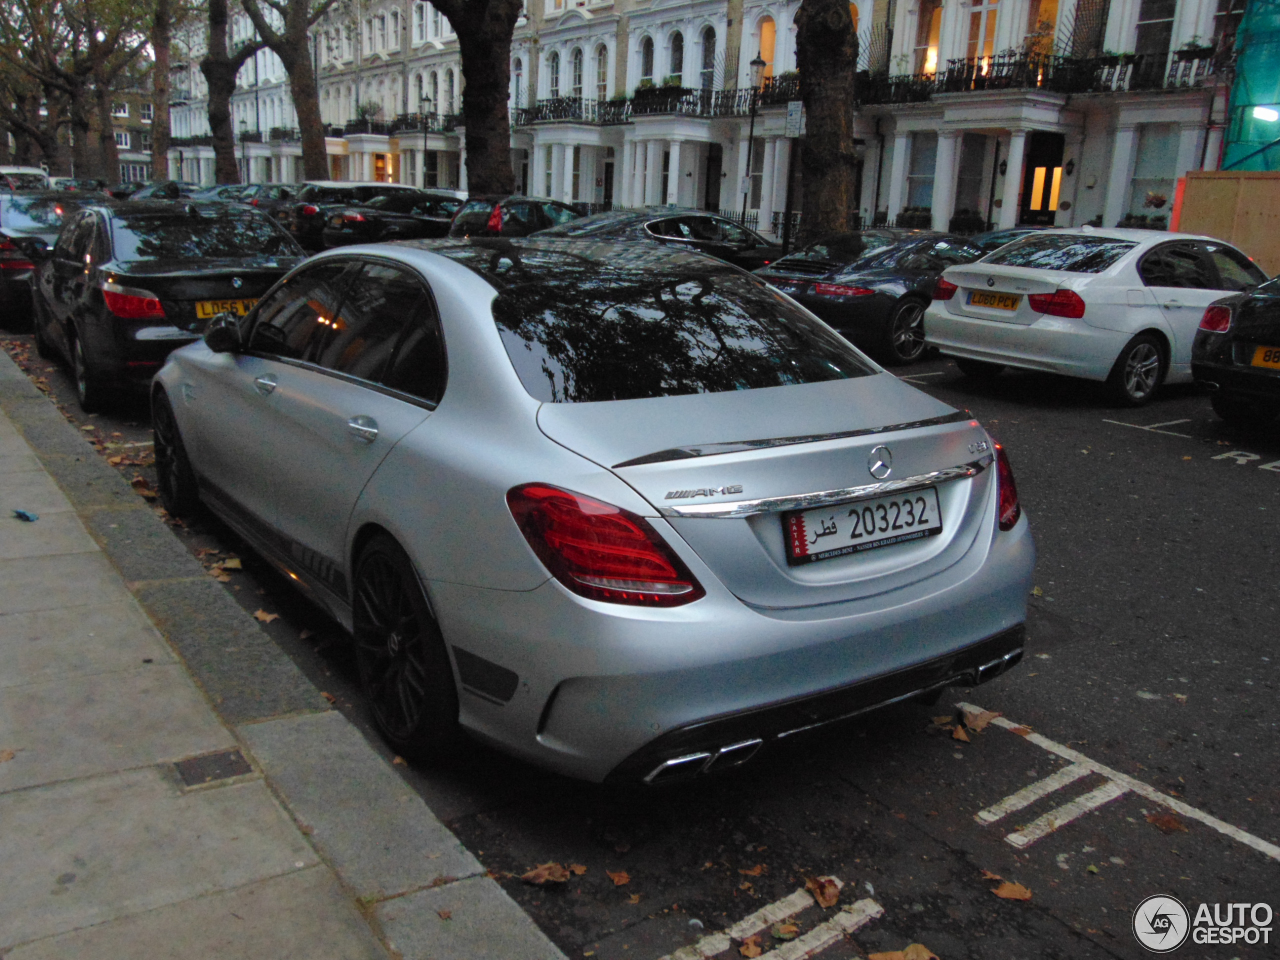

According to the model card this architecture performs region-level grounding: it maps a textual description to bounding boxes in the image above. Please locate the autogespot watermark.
[1132,895,1274,952]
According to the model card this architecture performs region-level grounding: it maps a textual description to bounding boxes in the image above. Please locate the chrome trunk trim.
[656,454,994,519]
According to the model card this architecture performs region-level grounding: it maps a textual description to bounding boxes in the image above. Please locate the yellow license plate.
[1251,346,1280,370]
[196,299,257,319]
[968,291,1021,311]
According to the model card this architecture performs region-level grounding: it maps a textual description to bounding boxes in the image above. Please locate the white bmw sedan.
[923,229,1268,405]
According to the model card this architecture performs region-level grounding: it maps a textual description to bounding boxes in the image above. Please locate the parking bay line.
[1101,417,1194,438]
[1005,781,1131,849]
[959,701,1280,862]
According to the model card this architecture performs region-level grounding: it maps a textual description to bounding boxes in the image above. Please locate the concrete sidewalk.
[0,350,567,959]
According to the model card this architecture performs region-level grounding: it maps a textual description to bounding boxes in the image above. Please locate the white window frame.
[115,130,131,148]
[140,102,154,122]
[112,102,129,118]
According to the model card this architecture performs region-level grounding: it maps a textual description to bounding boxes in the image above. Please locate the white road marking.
[959,701,1280,862]
[660,879,844,960]
[762,900,884,959]
[975,762,1094,824]
[1005,780,1130,849]
[1101,418,1193,438]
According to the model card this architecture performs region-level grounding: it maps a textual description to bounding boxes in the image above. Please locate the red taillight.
[301,204,319,216]
[1199,304,1232,333]
[486,204,503,233]
[995,443,1021,531]
[1027,288,1086,319]
[506,483,705,607]
[251,198,260,206]
[812,282,875,298]
[0,238,33,270]
[342,212,366,223]
[101,281,165,320]
[932,278,958,301]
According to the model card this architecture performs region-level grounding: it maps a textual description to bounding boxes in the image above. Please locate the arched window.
[415,73,424,111]
[595,44,608,99]
[445,68,455,113]
[513,57,524,106]
[700,27,716,90]
[571,48,584,97]
[670,31,684,85]
[549,51,561,97]
[640,36,654,83]
[757,17,776,80]
[430,72,439,113]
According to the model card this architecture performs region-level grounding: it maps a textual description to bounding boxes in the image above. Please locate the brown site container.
[1174,171,1280,277]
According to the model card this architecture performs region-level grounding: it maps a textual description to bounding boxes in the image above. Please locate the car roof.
[99,200,270,219]
[302,180,418,190]
[1013,226,1221,246]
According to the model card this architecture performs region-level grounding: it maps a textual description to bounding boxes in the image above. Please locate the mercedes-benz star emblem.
[231,277,243,289]
[868,445,893,480]
[986,277,996,287]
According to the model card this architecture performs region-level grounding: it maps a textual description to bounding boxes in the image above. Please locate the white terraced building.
[168,0,1246,237]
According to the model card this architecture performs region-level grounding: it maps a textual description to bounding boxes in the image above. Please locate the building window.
[700,27,716,90]
[1134,0,1175,62]
[344,25,354,59]
[749,138,764,207]
[1024,0,1059,56]
[571,145,581,200]
[140,102,154,122]
[445,68,455,113]
[1213,0,1247,49]
[390,10,399,47]
[378,15,387,49]
[141,131,152,150]
[545,144,554,195]
[595,45,608,99]
[1128,123,1178,217]
[549,51,560,97]
[115,130,131,149]
[430,72,439,112]
[431,5,442,37]
[669,32,683,85]
[640,36,654,84]
[414,2,426,42]
[757,17,776,80]
[906,131,938,208]
[914,0,942,73]
[514,57,524,106]
[967,0,999,64]
[112,102,129,118]
[571,48,583,97]
[426,150,439,186]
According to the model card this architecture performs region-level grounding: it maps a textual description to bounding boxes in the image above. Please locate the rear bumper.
[1192,362,1280,401]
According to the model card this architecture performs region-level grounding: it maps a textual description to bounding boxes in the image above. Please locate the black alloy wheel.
[882,298,928,365]
[152,390,201,517]
[70,333,109,413]
[1107,333,1165,407]
[1210,392,1280,427]
[954,357,1006,379]
[353,534,461,761]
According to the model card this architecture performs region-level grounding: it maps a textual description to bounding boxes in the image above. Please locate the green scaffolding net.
[1223,0,1280,170]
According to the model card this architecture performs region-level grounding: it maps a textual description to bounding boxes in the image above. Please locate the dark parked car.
[448,196,582,238]
[288,181,422,250]
[970,227,1043,254]
[52,177,109,192]
[755,231,985,364]
[321,190,463,248]
[1193,276,1280,425]
[534,208,783,271]
[109,181,148,199]
[191,184,253,201]
[129,180,202,201]
[0,191,106,331]
[33,201,305,411]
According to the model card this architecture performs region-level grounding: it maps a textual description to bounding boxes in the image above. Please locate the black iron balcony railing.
[170,135,213,148]
[390,112,463,133]
[268,127,300,141]
[343,117,391,135]
[238,130,263,143]
[759,74,801,105]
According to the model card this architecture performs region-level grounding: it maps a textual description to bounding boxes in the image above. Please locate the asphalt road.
[5,333,1277,960]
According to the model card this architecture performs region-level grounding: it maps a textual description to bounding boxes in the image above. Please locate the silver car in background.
[152,238,1035,784]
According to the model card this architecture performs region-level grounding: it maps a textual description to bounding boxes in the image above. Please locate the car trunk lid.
[941,263,1072,327]
[110,258,299,332]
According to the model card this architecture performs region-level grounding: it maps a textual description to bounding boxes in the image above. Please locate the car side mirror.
[204,313,243,354]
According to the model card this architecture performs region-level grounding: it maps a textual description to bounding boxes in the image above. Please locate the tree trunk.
[68,93,96,178]
[201,0,255,184]
[94,76,122,186]
[795,0,858,241]
[279,41,329,179]
[455,17,516,195]
[151,0,173,179]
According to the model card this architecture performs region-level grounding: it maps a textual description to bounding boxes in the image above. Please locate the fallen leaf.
[1009,725,1032,736]
[108,455,123,465]
[222,557,242,570]
[738,934,764,958]
[702,861,715,870]
[739,881,754,892]
[931,715,955,726]
[253,609,279,623]
[1146,812,1189,834]
[320,691,336,704]
[962,707,1002,732]
[522,862,570,885]
[628,893,642,904]
[980,869,1003,881]
[870,946,940,960]
[80,424,96,432]
[739,864,765,876]
[992,881,1033,901]
[437,909,452,920]
[212,572,232,583]
[1031,585,1043,596]
[569,863,587,876]
[952,725,971,742]
[392,755,406,765]
[1086,864,1099,874]
[771,922,800,941]
[805,876,840,908]
[1172,693,1188,704]
[0,748,15,763]
[607,870,631,886]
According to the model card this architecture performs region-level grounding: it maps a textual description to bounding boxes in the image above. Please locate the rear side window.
[112,215,302,260]
[539,202,579,227]
[451,200,495,234]
[1140,243,1216,289]
[985,235,1137,273]
[1203,243,1266,291]
[489,260,876,402]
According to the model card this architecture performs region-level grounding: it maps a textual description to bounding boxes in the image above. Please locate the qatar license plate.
[195,299,257,319]
[968,290,1021,311]
[1250,345,1280,370]
[785,488,942,565]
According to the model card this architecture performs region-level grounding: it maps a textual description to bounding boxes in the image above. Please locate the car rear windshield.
[787,232,900,265]
[1,195,84,228]
[983,235,1138,273]
[111,215,303,260]
[3,173,48,190]
[437,243,876,403]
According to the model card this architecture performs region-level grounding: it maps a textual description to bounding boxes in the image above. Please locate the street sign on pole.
[785,101,803,139]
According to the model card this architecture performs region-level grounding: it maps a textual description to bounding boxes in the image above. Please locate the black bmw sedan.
[321,190,463,248]
[1192,277,1280,426]
[755,231,985,365]
[33,200,305,411]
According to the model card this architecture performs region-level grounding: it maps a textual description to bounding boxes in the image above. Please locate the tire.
[70,333,110,413]
[1106,334,1165,407]
[880,298,928,365]
[1210,392,1280,427]
[353,534,462,761]
[954,357,1006,379]
[152,390,202,518]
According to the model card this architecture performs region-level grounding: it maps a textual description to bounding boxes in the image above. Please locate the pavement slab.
[0,467,76,516]
[241,710,484,899]
[0,767,319,950]
[7,866,389,960]
[0,509,99,560]
[0,551,147,615]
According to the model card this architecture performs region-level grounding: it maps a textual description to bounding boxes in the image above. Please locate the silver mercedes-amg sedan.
[152,238,1035,784]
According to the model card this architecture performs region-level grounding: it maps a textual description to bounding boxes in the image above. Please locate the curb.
[0,350,567,960]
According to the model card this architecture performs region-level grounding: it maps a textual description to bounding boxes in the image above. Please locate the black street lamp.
[239,118,249,184]
[740,53,768,226]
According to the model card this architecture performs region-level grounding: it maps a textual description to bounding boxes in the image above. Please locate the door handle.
[254,374,277,396]
[1162,300,1182,308]
[346,415,379,443]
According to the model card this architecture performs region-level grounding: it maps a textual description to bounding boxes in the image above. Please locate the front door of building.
[704,143,723,211]
[1019,132,1066,226]
[603,159,614,209]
